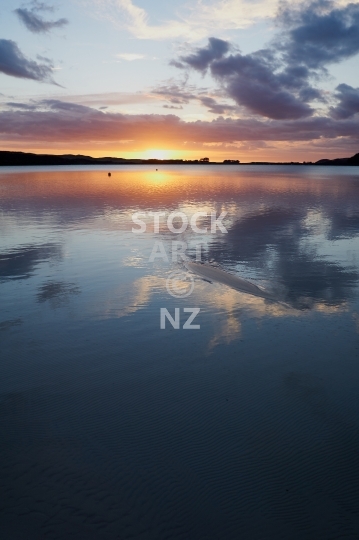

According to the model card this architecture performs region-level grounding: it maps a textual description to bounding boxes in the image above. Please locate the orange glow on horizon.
[0,141,349,164]
[142,149,173,160]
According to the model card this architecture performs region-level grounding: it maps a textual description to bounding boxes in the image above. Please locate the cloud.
[176,40,316,119]
[170,1,359,120]
[48,91,160,108]
[104,0,191,40]
[30,1,55,13]
[213,50,316,119]
[0,39,58,84]
[5,101,38,110]
[1,99,359,147]
[153,81,236,114]
[186,0,279,30]
[96,0,358,41]
[278,0,359,68]
[199,96,237,114]
[93,0,289,41]
[330,83,359,119]
[40,99,94,113]
[179,37,230,71]
[153,82,201,106]
[14,7,68,34]
[116,53,146,61]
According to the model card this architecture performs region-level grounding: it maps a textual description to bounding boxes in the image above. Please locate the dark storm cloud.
[330,84,359,119]
[0,39,56,83]
[14,7,68,33]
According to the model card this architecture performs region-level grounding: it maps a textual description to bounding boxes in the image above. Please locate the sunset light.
[1,1,359,538]
[143,149,173,161]
[1,0,359,162]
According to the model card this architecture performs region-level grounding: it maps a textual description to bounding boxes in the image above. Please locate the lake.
[1,165,359,539]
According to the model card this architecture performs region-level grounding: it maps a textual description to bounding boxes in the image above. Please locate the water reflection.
[0,243,62,281]
[0,318,22,332]
[208,207,359,308]
[1,167,359,312]
[36,281,80,308]
[328,210,359,240]
[2,166,359,540]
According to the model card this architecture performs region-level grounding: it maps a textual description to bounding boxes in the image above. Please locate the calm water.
[1,165,359,539]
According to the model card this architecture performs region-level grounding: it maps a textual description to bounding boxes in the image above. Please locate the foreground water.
[1,165,359,539]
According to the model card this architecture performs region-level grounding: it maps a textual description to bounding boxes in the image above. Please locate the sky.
[0,0,359,161]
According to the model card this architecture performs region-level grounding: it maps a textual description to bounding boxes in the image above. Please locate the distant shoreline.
[0,150,358,167]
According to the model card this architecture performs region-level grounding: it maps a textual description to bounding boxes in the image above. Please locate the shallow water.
[1,165,359,539]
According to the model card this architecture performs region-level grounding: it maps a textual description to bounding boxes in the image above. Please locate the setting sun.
[143,149,173,160]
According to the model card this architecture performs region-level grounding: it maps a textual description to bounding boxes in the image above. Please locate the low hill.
[1,150,358,166]
[315,153,359,165]
[0,151,134,166]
